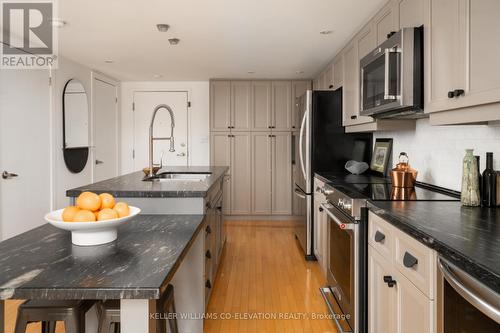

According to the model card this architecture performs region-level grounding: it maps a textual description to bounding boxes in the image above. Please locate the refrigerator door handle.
[298,110,307,182]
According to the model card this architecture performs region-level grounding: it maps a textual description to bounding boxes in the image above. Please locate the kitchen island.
[0,214,206,333]
[66,166,229,214]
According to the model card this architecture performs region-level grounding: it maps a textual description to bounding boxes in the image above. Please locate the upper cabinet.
[426,0,500,117]
[292,81,311,129]
[324,64,334,90]
[210,81,231,131]
[230,81,252,131]
[332,54,343,90]
[398,0,425,28]
[252,81,272,131]
[373,0,400,45]
[271,81,292,131]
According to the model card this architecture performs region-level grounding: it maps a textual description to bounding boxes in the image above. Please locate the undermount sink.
[144,172,212,182]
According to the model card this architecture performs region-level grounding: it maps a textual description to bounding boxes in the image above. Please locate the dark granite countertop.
[0,214,205,300]
[368,201,500,293]
[66,166,229,198]
[314,170,500,292]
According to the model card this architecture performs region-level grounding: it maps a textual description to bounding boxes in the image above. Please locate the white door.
[0,70,51,240]
[133,91,189,169]
[93,77,118,182]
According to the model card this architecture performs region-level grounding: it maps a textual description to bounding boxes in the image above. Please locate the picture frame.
[370,138,393,176]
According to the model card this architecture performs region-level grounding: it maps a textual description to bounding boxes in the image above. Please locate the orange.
[97,208,118,221]
[99,193,116,210]
[62,206,80,222]
[72,209,97,222]
[76,192,101,212]
[113,202,130,218]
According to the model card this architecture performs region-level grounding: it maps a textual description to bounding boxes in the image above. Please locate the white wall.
[120,81,210,174]
[374,118,500,191]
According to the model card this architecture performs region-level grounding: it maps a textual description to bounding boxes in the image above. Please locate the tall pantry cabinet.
[210,79,310,216]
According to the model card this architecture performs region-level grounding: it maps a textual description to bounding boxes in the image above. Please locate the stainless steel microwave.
[359,26,423,118]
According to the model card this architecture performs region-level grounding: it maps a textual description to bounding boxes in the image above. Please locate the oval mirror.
[63,79,89,173]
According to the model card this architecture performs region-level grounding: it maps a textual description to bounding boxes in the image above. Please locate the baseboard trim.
[225,215,299,221]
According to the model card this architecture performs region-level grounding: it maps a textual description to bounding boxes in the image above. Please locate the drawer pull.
[374,231,385,243]
[205,225,212,234]
[383,275,397,287]
[205,250,212,259]
[206,279,212,289]
[403,251,418,268]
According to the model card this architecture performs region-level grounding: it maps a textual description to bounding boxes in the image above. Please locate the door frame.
[91,72,120,182]
[131,90,191,166]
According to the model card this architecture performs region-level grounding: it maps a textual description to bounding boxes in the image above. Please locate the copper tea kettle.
[390,152,418,188]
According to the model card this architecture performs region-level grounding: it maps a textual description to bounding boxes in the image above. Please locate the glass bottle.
[461,149,480,206]
[482,152,497,207]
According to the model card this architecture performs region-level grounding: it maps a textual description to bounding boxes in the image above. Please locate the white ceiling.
[59,0,385,81]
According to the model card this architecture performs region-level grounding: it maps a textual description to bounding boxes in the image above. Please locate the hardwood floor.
[205,220,338,333]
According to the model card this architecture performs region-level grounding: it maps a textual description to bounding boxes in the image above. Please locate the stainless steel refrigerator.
[292,89,372,259]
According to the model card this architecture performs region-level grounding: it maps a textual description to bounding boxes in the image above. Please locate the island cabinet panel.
[230,132,252,215]
[291,80,311,129]
[251,132,272,214]
[368,212,435,333]
[272,81,292,131]
[210,80,231,131]
[252,81,273,131]
[426,0,500,117]
[210,133,231,215]
[271,132,292,215]
[231,81,252,131]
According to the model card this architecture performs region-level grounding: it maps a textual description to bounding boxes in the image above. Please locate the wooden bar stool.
[96,300,121,333]
[14,300,94,333]
[156,284,178,333]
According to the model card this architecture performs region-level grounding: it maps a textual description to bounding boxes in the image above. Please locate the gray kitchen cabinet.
[251,132,292,215]
[251,132,272,214]
[230,81,252,131]
[210,133,231,215]
[252,81,272,131]
[332,54,343,90]
[426,0,500,117]
[357,23,376,61]
[210,81,231,131]
[229,132,252,215]
[368,212,435,333]
[272,81,292,131]
[271,132,292,215]
[398,0,425,28]
[291,80,311,129]
[373,0,399,45]
[324,64,334,90]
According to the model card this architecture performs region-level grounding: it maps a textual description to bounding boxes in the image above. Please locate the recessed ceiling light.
[51,19,66,28]
[104,59,114,63]
[296,70,304,74]
[247,71,255,74]
[320,30,333,35]
[156,24,170,32]
[168,38,180,45]
[153,74,163,78]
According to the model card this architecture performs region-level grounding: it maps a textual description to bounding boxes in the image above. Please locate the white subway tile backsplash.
[374,118,500,191]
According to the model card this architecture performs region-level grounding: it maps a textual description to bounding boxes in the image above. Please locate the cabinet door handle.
[374,231,386,243]
[383,275,397,287]
[319,207,324,212]
[2,171,18,179]
[350,115,357,120]
[205,225,212,234]
[329,85,333,89]
[403,251,418,268]
[206,279,212,289]
[454,89,465,97]
[205,250,212,259]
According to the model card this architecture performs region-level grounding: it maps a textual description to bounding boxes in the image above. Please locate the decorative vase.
[461,149,480,206]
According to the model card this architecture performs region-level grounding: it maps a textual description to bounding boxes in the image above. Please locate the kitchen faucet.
[149,104,175,177]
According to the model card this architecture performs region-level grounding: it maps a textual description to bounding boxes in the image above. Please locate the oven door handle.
[320,203,355,230]
[294,188,306,199]
[438,257,500,324]
[383,48,400,100]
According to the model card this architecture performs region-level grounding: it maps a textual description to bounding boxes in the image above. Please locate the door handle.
[95,160,104,165]
[2,171,18,179]
[176,152,186,157]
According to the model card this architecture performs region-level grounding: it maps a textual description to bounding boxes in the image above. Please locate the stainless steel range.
[319,184,368,333]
